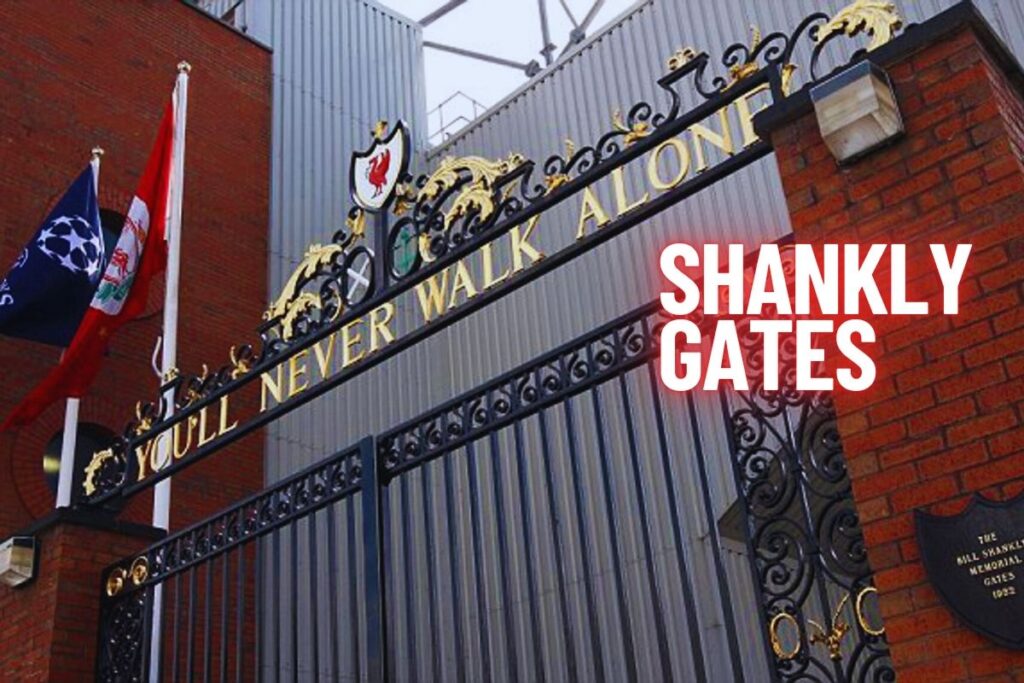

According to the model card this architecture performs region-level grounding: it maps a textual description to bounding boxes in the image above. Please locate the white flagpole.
[153,61,190,531]
[54,147,103,509]
[151,63,188,680]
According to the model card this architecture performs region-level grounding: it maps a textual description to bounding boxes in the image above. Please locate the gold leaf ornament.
[667,46,698,71]
[724,25,762,89]
[130,556,150,585]
[418,153,527,227]
[818,0,903,51]
[134,401,154,435]
[83,447,116,496]
[611,110,650,146]
[229,345,252,379]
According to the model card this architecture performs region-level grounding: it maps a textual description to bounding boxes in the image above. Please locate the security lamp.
[0,536,36,588]
[811,61,904,164]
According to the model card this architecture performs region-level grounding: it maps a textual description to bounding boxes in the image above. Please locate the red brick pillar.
[0,512,161,681]
[758,11,1024,682]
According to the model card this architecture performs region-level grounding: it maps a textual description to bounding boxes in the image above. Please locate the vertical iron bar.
[347,494,362,682]
[562,396,607,683]
[373,210,389,295]
[309,509,321,681]
[399,469,418,678]
[173,571,182,683]
[273,528,282,680]
[220,552,230,683]
[254,538,262,683]
[442,450,468,683]
[716,391,784,683]
[141,586,154,682]
[487,429,521,683]
[290,517,300,683]
[361,437,390,683]
[187,566,197,683]
[685,392,745,681]
[511,419,548,683]
[420,460,443,681]
[236,540,245,683]
[326,501,340,682]
[617,373,673,680]
[588,384,638,681]
[645,333,708,682]
[536,407,580,683]
[465,440,494,681]
[382,482,395,681]
[204,555,213,683]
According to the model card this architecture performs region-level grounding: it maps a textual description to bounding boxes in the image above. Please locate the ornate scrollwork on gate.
[718,248,896,681]
[96,590,146,683]
[378,305,654,477]
[79,0,906,506]
[264,209,368,342]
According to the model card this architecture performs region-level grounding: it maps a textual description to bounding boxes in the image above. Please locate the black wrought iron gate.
[96,300,894,682]
[89,4,908,680]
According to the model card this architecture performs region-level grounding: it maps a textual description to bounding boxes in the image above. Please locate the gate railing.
[97,282,896,682]
[96,438,387,682]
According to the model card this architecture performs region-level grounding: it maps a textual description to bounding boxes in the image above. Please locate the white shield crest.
[350,122,409,212]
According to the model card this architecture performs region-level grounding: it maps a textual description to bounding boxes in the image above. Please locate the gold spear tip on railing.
[178,60,192,73]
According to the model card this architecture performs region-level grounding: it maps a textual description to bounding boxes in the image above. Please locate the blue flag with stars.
[0,165,104,346]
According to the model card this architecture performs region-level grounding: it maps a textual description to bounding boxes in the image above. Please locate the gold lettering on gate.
[341,317,366,368]
[448,260,478,310]
[647,138,691,191]
[415,269,450,322]
[288,350,310,398]
[260,365,283,412]
[690,107,735,173]
[481,242,509,289]
[369,303,396,351]
[122,86,782,488]
[611,166,649,216]
[734,82,770,149]
[510,215,545,271]
[576,186,612,240]
[312,334,336,379]
[173,416,197,460]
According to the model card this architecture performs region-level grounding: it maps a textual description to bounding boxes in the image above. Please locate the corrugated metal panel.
[257,0,1024,517]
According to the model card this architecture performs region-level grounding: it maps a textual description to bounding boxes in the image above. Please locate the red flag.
[1,102,175,430]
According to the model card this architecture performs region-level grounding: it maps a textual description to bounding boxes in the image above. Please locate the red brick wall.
[0,1,270,534]
[0,518,161,682]
[769,27,1024,682]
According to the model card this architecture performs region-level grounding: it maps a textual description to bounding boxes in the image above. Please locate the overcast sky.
[378,0,639,142]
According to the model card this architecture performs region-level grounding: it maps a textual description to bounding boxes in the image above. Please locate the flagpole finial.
[177,61,192,74]
[91,147,104,160]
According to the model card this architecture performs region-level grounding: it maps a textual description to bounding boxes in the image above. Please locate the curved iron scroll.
[716,268,896,680]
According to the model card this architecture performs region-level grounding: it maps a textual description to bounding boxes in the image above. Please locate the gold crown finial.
[372,120,388,140]
[178,61,192,73]
[91,146,104,159]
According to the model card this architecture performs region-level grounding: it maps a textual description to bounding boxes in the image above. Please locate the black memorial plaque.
[916,492,1024,650]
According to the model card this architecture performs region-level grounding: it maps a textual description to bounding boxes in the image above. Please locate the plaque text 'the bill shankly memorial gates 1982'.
[1,1,1024,681]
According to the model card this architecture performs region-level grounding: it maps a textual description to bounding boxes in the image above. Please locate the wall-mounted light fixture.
[811,61,904,164]
[0,536,37,588]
